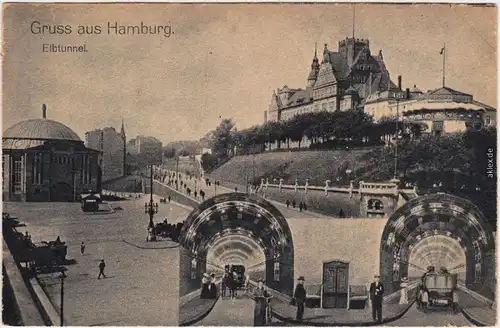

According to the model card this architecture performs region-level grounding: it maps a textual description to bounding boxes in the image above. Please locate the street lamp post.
[60,269,66,326]
[145,165,158,241]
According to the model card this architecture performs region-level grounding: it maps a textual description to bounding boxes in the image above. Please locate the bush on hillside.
[201,153,218,172]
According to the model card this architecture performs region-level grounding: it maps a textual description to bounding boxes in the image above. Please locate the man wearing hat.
[293,276,307,321]
[369,275,384,323]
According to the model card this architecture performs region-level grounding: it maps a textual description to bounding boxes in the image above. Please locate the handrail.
[2,237,47,326]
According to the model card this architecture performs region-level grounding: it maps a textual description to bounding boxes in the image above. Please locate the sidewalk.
[163,173,333,219]
[457,289,496,326]
[179,290,220,326]
[270,296,415,326]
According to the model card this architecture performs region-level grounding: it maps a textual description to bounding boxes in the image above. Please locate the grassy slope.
[162,158,200,176]
[209,149,376,187]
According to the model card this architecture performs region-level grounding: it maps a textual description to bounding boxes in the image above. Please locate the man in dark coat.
[293,276,306,321]
[369,275,384,323]
[97,259,106,279]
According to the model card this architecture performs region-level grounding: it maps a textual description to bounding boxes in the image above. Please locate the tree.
[212,118,236,159]
[200,152,218,172]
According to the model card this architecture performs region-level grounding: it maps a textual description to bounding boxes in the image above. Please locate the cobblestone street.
[4,196,189,326]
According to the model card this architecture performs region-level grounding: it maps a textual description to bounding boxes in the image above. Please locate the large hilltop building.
[266,38,400,122]
[265,37,496,136]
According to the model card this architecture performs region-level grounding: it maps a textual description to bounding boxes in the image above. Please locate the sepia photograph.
[1,3,497,327]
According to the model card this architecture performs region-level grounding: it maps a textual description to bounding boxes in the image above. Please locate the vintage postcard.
[1,2,497,327]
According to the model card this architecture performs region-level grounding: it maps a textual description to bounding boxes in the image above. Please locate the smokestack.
[406,88,410,100]
[42,104,47,119]
[398,75,402,90]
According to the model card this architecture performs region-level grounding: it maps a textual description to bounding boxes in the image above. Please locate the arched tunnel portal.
[380,193,496,300]
[179,193,294,297]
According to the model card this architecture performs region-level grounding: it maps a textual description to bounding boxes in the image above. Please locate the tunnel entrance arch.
[380,193,495,299]
[179,193,294,296]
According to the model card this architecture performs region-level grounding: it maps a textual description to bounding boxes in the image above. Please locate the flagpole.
[352,4,355,39]
[442,43,446,87]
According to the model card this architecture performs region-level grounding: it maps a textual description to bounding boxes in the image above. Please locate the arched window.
[368,199,384,211]
[191,258,197,280]
[392,245,401,282]
[475,263,482,282]
[274,261,280,282]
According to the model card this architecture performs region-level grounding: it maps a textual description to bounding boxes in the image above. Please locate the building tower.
[307,42,320,88]
[120,118,126,176]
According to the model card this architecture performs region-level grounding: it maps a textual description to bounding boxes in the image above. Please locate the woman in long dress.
[200,273,210,299]
[253,280,270,326]
[399,277,408,304]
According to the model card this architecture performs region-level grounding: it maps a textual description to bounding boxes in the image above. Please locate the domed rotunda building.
[3,105,101,202]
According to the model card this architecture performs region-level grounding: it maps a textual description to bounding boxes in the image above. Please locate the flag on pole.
[440,47,445,55]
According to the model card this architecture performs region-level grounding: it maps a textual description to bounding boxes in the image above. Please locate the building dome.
[3,118,81,141]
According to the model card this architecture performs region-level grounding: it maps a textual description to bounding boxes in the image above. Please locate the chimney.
[398,75,402,90]
[405,88,410,100]
[42,104,47,119]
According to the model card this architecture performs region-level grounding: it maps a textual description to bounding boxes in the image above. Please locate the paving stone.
[4,197,190,326]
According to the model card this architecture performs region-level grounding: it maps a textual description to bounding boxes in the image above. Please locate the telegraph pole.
[394,99,400,179]
[252,143,256,187]
[442,43,446,87]
[176,156,179,190]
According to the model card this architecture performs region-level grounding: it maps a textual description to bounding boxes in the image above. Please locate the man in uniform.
[293,276,306,321]
[369,275,384,323]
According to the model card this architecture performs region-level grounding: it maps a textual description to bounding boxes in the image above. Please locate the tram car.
[81,191,101,212]
[418,267,459,313]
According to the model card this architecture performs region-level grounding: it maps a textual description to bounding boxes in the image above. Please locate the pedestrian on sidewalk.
[168,195,171,202]
[98,259,107,279]
[286,199,290,208]
[299,202,303,212]
[253,280,271,326]
[80,242,86,255]
[293,276,306,321]
[369,275,384,323]
[399,277,409,304]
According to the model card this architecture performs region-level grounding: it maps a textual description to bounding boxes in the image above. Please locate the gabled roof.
[314,62,338,89]
[285,88,313,107]
[325,51,349,79]
[472,100,496,111]
[427,87,472,97]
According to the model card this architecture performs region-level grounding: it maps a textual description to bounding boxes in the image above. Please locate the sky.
[2,3,497,144]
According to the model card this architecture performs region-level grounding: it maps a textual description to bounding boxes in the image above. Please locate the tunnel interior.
[380,194,496,299]
[206,232,266,279]
[407,235,466,281]
[179,193,294,297]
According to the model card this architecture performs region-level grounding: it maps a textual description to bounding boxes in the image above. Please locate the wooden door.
[322,260,349,308]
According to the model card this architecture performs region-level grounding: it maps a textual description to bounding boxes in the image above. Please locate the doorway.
[322,260,349,308]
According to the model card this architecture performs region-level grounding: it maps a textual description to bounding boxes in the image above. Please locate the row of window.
[8,154,93,194]
[281,102,337,120]
[313,87,335,100]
